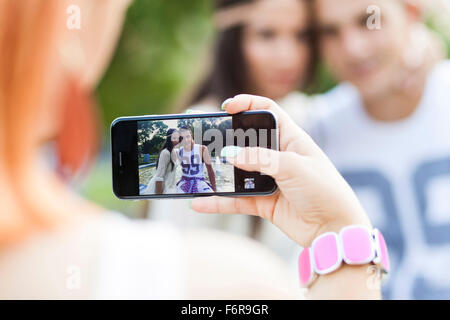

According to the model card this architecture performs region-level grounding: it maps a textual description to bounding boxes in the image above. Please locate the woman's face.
[242,0,311,100]
[171,131,180,147]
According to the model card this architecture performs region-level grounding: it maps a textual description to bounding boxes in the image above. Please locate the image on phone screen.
[111,111,278,199]
[138,115,234,195]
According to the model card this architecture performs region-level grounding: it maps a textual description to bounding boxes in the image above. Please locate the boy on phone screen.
[176,126,217,193]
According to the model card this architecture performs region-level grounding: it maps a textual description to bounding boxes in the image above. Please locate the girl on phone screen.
[143,129,180,195]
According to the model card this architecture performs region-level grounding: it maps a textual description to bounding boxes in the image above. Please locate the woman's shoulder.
[0,211,186,299]
[97,212,183,249]
[92,212,186,299]
[160,148,173,159]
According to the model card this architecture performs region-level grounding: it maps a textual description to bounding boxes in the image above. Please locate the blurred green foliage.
[96,0,213,132]
[138,120,169,162]
[80,156,146,218]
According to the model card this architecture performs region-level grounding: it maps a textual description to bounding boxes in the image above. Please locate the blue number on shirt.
[189,154,201,175]
[180,156,190,175]
[180,154,201,175]
[341,170,404,300]
[341,157,450,299]
[413,157,450,244]
[412,157,450,299]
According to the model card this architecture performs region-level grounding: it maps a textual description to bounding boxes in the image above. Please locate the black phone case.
[111,111,279,200]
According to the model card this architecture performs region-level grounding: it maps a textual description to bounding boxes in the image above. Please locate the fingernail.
[221,146,242,158]
[221,98,233,111]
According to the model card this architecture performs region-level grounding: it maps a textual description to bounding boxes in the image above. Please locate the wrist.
[315,205,372,242]
[298,224,389,291]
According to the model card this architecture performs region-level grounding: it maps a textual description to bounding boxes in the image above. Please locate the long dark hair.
[189,0,317,106]
[156,128,179,172]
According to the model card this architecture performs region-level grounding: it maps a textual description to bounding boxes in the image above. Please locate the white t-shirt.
[305,60,450,299]
[142,149,178,195]
[93,213,185,299]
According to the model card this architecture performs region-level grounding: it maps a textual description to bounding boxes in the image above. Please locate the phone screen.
[111,111,278,199]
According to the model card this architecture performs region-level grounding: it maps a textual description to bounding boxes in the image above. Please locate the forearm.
[155,180,163,194]
[207,167,217,191]
[306,217,381,300]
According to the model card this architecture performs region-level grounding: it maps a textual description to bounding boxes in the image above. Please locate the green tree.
[96,0,213,135]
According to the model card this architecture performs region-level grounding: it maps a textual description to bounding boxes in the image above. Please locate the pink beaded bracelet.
[298,225,389,288]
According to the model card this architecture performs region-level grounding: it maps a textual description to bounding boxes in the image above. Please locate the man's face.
[180,130,192,148]
[315,0,413,98]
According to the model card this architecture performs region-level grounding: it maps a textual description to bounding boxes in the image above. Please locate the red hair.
[0,0,99,245]
[56,76,100,181]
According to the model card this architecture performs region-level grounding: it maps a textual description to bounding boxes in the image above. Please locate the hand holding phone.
[191,95,373,249]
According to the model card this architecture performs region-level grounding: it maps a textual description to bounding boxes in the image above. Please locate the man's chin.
[358,82,390,100]
[348,74,385,99]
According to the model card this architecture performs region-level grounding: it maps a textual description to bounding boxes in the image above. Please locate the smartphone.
[111,111,278,199]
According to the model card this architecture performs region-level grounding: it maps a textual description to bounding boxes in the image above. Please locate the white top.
[0,212,185,299]
[304,60,450,299]
[143,149,178,194]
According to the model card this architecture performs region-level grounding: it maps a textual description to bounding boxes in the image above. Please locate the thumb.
[221,146,300,181]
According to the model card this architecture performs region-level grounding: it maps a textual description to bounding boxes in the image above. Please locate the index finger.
[223,94,287,121]
[222,94,321,156]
